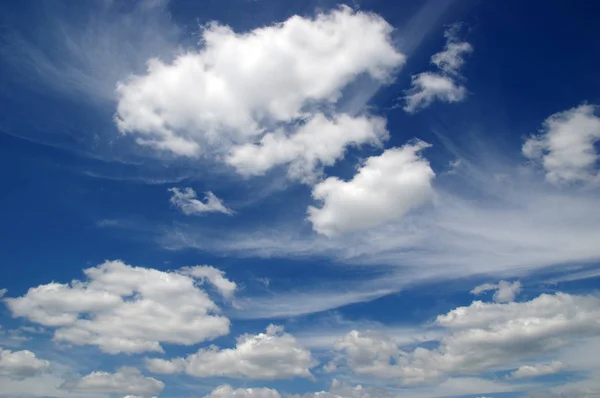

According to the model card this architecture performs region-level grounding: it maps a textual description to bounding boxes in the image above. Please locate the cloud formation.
[0,347,49,380]
[471,280,522,303]
[308,140,434,236]
[205,385,281,398]
[146,325,316,380]
[169,187,232,215]
[115,6,404,159]
[404,25,472,112]
[4,260,233,354]
[60,367,164,397]
[523,104,600,185]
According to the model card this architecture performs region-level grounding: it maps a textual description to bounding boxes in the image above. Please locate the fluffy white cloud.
[0,347,49,380]
[226,113,388,182]
[330,293,600,385]
[146,325,316,380]
[204,385,281,398]
[4,260,232,354]
[470,280,522,303]
[169,187,232,215]
[404,25,472,113]
[60,367,164,397]
[115,6,404,158]
[508,361,565,379]
[403,73,467,113]
[308,140,434,236]
[180,265,237,299]
[523,104,600,185]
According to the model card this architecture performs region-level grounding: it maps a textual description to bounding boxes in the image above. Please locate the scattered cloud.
[169,187,233,215]
[523,104,600,185]
[60,366,164,397]
[180,265,237,300]
[329,292,600,385]
[404,24,472,112]
[0,347,49,380]
[4,260,232,354]
[508,361,565,379]
[146,325,316,380]
[471,280,522,303]
[204,385,281,398]
[308,140,434,236]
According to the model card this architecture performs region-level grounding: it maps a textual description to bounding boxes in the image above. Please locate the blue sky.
[1,0,600,397]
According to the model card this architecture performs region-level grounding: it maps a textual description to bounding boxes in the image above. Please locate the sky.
[1,0,600,397]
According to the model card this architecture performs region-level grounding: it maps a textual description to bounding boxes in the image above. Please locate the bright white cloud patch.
[60,366,164,397]
[205,385,281,398]
[4,260,232,354]
[115,6,404,159]
[226,113,388,182]
[523,104,600,185]
[180,265,237,300]
[308,140,434,236]
[471,280,522,303]
[169,187,232,215]
[0,347,49,380]
[404,25,472,113]
[330,293,600,385]
[508,361,565,379]
[146,325,316,380]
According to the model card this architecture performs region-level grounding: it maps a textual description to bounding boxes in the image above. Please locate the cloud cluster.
[523,104,600,185]
[115,5,404,170]
[60,366,164,397]
[4,260,235,354]
[169,187,232,215]
[0,347,49,380]
[404,25,472,112]
[308,140,434,236]
[508,361,565,379]
[205,385,281,398]
[329,292,600,385]
[146,325,316,380]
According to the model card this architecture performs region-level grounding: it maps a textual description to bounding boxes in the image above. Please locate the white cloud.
[508,361,565,379]
[60,367,164,397]
[4,260,231,354]
[169,187,232,215]
[180,265,237,299]
[0,347,49,380]
[330,293,600,385]
[204,385,281,398]
[523,104,600,185]
[308,140,434,236]
[226,113,388,183]
[114,5,404,178]
[404,25,472,113]
[470,280,522,303]
[403,72,467,113]
[146,325,316,380]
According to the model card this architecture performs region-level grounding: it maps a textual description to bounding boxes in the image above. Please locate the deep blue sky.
[1,1,600,398]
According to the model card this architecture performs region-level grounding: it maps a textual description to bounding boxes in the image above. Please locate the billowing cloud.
[180,265,237,300]
[404,25,472,113]
[226,113,388,183]
[114,6,404,159]
[0,347,49,380]
[60,366,164,397]
[4,260,232,354]
[204,385,281,398]
[169,187,232,215]
[308,140,434,236]
[508,361,565,379]
[146,325,316,380]
[523,104,600,185]
[330,293,600,385]
[470,280,522,303]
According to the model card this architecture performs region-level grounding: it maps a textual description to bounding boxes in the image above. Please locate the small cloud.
[471,280,522,303]
[168,187,233,216]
